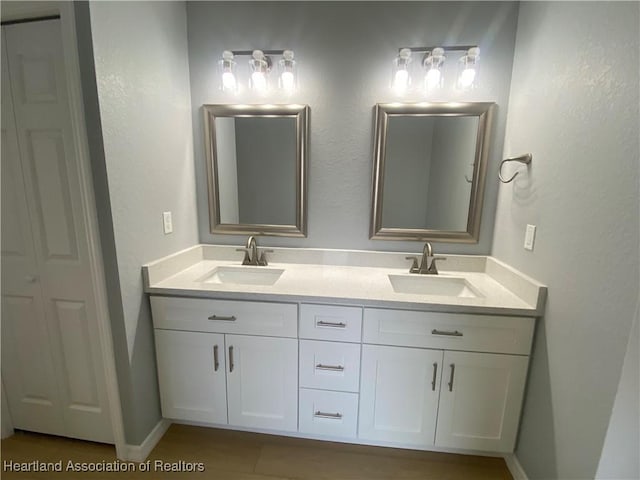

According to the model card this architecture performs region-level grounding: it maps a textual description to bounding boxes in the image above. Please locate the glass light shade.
[393,69,410,93]
[251,71,267,92]
[423,47,445,91]
[458,67,476,88]
[457,47,480,89]
[424,68,441,90]
[222,71,236,90]
[278,50,297,93]
[219,50,237,92]
[391,48,412,94]
[249,50,270,93]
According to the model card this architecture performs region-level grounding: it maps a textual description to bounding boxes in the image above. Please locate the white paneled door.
[1,19,113,443]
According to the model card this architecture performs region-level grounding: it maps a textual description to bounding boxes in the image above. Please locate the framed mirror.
[370,102,495,242]
[203,104,309,237]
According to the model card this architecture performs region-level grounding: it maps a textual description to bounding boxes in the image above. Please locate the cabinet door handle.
[229,346,234,373]
[448,364,456,392]
[431,362,438,391]
[315,363,345,372]
[213,345,219,371]
[431,329,463,337]
[208,314,236,321]
[314,411,342,420]
[316,320,346,328]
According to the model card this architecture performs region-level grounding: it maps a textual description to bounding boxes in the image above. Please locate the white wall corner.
[118,419,170,462]
[504,453,529,480]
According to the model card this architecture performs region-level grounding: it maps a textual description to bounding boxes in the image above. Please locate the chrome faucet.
[406,242,446,275]
[236,236,273,266]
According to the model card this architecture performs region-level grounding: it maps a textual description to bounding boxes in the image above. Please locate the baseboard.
[119,419,171,462]
[504,453,529,480]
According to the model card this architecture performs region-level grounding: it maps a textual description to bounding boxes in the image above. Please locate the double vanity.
[143,242,545,455]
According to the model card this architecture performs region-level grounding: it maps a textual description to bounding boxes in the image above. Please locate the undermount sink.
[201,266,284,286]
[388,274,482,298]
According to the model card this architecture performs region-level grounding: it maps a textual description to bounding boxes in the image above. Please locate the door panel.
[1,295,63,434]
[359,345,443,446]
[25,129,78,260]
[435,351,528,452]
[226,335,297,432]
[154,330,227,424]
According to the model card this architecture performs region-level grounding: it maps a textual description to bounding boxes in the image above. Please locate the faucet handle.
[428,256,446,274]
[236,248,252,266]
[258,250,274,266]
[405,256,420,273]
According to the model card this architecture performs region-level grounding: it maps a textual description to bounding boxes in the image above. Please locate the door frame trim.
[1,1,126,457]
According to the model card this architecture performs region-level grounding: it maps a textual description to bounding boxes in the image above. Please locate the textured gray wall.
[596,306,639,479]
[491,2,640,479]
[187,1,519,253]
[87,1,199,444]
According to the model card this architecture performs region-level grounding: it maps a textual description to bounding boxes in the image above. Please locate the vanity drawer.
[299,388,358,439]
[363,309,534,355]
[151,296,297,338]
[299,304,362,342]
[299,340,361,393]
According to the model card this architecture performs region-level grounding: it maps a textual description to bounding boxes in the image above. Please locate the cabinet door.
[359,345,443,446]
[226,335,297,432]
[154,329,227,424]
[436,351,528,452]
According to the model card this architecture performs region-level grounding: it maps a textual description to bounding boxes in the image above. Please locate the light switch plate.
[162,211,173,234]
[524,224,536,251]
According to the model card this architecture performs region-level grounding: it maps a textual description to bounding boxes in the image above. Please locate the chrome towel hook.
[499,153,532,183]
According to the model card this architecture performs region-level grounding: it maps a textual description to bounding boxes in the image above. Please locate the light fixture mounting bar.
[398,45,478,54]
[231,49,287,56]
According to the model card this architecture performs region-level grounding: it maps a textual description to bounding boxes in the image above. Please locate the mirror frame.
[203,104,309,237]
[370,102,495,243]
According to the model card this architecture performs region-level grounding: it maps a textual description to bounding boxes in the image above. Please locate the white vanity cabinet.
[149,295,536,454]
[359,308,534,453]
[151,296,298,433]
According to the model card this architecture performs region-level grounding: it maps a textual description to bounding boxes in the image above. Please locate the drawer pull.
[448,364,456,392]
[314,411,343,420]
[213,345,219,371]
[315,363,345,372]
[431,362,438,391]
[316,320,346,328]
[432,329,463,337]
[229,346,234,373]
[208,314,236,321]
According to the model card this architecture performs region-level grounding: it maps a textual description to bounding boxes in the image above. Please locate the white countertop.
[142,245,547,316]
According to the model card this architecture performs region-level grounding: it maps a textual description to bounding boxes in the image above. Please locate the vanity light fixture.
[218,49,298,94]
[390,45,480,95]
